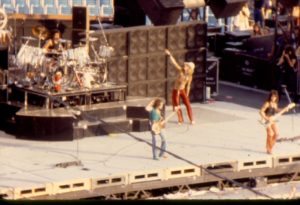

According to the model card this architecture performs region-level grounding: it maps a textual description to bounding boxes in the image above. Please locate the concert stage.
[1,83,300,199]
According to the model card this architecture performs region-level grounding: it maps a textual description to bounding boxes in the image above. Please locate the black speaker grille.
[72,7,87,29]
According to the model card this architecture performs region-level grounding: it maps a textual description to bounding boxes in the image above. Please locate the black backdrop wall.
[92,21,207,104]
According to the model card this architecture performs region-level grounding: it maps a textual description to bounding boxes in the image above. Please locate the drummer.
[43,29,64,54]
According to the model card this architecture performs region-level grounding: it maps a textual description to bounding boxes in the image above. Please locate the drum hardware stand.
[90,41,101,62]
[96,16,113,84]
[96,16,110,49]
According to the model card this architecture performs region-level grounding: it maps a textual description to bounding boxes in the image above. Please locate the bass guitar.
[151,107,179,134]
[260,103,296,127]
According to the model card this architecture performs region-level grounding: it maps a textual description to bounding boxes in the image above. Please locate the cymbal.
[32,26,49,40]
[21,36,37,41]
[80,37,98,42]
[59,39,71,43]
[78,30,95,35]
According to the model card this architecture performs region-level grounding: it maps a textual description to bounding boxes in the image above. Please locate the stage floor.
[1,83,300,198]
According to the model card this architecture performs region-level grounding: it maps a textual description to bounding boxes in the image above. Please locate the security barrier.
[2,153,300,199]
[273,154,300,167]
[128,169,164,184]
[165,165,201,180]
[237,157,273,171]
[51,178,91,195]
[91,175,127,189]
[202,161,237,175]
[12,184,52,199]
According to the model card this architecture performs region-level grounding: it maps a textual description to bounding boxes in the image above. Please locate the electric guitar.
[151,107,179,134]
[260,103,296,127]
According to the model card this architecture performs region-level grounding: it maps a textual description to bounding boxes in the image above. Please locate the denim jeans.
[151,130,166,159]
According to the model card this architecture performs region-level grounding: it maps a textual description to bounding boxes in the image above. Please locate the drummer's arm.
[43,40,52,52]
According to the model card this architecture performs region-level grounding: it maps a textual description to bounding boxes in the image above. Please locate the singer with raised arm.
[259,90,295,154]
[165,49,195,125]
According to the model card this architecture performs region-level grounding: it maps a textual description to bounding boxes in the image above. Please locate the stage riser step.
[84,107,126,119]
[15,116,74,141]
[126,106,149,119]
[74,119,150,138]
[74,121,132,138]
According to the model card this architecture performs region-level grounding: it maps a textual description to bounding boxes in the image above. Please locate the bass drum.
[88,61,107,84]
[57,65,76,89]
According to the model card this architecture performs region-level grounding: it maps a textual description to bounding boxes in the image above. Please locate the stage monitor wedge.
[206,0,247,18]
[137,0,184,25]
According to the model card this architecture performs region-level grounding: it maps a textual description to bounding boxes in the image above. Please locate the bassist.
[260,90,294,154]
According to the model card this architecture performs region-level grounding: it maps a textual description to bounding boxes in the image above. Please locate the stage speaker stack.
[137,0,184,25]
[96,21,207,104]
[206,0,247,18]
[72,6,89,47]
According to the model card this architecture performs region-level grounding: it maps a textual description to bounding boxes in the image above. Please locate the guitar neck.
[273,105,290,120]
[163,110,178,123]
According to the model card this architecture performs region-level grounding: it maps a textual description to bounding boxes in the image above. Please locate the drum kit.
[1,5,114,92]
[13,24,112,91]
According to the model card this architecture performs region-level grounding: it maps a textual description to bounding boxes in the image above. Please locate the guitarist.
[260,90,293,154]
[146,98,167,160]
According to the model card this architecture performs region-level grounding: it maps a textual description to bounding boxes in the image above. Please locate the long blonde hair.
[184,62,195,75]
